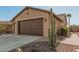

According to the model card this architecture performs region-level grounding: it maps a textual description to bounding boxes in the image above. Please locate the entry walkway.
[61,33,79,46]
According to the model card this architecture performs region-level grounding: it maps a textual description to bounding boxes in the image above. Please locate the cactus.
[48,8,56,47]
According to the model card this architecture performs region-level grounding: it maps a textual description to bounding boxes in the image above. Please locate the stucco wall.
[13,8,62,37]
[57,14,67,27]
[14,8,50,37]
[55,17,62,30]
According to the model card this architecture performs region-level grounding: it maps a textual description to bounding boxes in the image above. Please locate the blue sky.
[0,6,79,25]
[0,6,24,21]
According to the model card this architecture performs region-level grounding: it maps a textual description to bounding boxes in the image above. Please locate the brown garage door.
[18,18,43,36]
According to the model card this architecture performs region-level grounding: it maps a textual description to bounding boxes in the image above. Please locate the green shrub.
[60,27,68,36]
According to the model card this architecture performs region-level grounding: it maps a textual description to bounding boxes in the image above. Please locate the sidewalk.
[56,33,79,52]
[61,33,79,46]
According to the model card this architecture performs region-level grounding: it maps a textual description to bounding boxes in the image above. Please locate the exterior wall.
[10,22,15,33]
[55,16,62,32]
[12,24,15,33]
[15,22,19,34]
[57,14,67,27]
[55,18,62,30]
[13,8,62,37]
[14,8,50,37]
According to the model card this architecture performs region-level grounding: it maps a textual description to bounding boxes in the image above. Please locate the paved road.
[61,33,79,46]
[0,34,42,52]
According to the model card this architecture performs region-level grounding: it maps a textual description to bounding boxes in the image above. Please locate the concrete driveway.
[0,34,42,52]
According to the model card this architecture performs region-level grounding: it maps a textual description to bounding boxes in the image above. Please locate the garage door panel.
[19,18,43,36]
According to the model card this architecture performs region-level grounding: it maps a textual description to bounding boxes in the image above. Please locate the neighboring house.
[10,7,63,37]
[0,21,11,33]
[57,14,67,27]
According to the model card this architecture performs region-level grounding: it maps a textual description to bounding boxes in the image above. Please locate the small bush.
[60,27,68,36]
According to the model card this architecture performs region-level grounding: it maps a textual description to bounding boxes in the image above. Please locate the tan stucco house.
[10,7,63,37]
